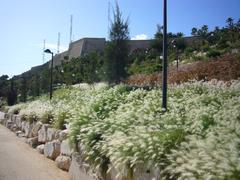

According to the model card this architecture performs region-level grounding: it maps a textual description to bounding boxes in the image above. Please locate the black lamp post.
[44,49,54,100]
[162,0,168,110]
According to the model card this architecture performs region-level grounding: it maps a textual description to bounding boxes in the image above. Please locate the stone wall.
[52,51,69,67]
[0,111,161,180]
[50,37,155,68]
[51,38,106,68]
[0,111,95,180]
[128,40,152,52]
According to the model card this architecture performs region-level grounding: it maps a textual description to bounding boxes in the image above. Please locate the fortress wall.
[68,39,85,60]
[51,37,199,68]
[80,38,106,56]
[52,51,69,67]
[128,40,152,52]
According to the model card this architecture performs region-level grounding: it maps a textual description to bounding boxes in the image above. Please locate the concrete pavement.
[0,125,71,180]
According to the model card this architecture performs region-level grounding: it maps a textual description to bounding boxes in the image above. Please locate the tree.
[197,25,209,39]
[0,75,9,97]
[104,2,130,83]
[7,79,17,106]
[20,76,27,102]
[191,27,198,36]
[226,17,234,29]
[151,24,163,53]
[176,32,184,38]
[236,19,240,30]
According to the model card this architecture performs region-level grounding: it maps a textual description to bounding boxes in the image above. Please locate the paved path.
[0,125,71,180]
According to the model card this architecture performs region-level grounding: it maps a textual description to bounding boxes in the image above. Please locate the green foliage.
[7,80,240,179]
[7,80,17,106]
[53,51,103,85]
[151,25,163,53]
[207,48,221,58]
[128,61,162,75]
[19,76,27,102]
[53,111,67,130]
[27,113,38,124]
[104,2,130,83]
[0,75,9,98]
[41,112,53,124]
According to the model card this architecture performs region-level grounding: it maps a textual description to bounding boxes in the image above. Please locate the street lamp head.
[44,49,53,54]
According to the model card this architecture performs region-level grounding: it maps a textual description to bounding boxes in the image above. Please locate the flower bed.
[7,80,240,179]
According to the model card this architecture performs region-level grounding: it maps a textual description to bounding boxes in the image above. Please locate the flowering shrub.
[18,100,54,123]
[7,81,240,179]
[8,103,26,114]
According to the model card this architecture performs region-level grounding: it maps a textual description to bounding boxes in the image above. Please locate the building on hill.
[51,37,153,67]
[49,36,199,68]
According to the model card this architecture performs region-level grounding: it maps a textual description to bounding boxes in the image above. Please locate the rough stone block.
[24,122,33,138]
[10,124,18,132]
[21,121,26,132]
[31,121,42,137]
[11,114,18,123]
[0,112,5,120]
[44,140,61,160]
[47,128,57,142]
[27,137,39,148]
[36,144,45,154]
[55,155,71,171]
[15,115,22,128]
[60,139,73,156]
[6,120,13,129]
[69,152,95,180]
[59,129,69,141]
[132,164,161,180]
[54,130,61,140]
[38,124,50,143]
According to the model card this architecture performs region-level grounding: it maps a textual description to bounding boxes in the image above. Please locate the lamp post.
[162,0,168,110]
[44,49,54,100]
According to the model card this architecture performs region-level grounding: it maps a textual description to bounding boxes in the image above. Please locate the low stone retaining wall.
[0,111,96,180]
[0,111,160,180]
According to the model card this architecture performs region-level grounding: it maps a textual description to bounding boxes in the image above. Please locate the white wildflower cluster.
[9,80,240,179]
[19,100,53,122]
[8,103,27,114]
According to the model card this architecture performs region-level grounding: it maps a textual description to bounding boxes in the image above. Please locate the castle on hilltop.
[51,38,152,67]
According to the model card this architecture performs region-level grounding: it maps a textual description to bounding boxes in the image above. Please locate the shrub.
[7,81,240,179]
[53,112,68,130]
[126,54,240,86]
[41,112,53,124]
[207,49,221,58]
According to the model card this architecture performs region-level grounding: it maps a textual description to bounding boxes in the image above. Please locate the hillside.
[126,53,240,86]
[3,79,240,179]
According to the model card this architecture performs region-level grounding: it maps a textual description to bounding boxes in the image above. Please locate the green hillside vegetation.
[0,16,239,106]
[4,80,240,179]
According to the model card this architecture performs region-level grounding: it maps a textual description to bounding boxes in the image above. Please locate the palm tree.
[226,17,234,29]
[191,27,198,36]
[176,32,184,38]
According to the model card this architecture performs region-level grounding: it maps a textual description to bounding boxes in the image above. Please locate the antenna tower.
[42,39,46,64]
[108,1,111,38]
[57,32,61,54]
[70,15,73,43]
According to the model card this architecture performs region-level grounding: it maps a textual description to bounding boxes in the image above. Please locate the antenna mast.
[70,15,73,43]
[57,32,61,54]
[108,1,110,38]
[42,39,46,64]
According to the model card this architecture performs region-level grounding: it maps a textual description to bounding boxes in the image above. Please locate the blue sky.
[0,0,240,77]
